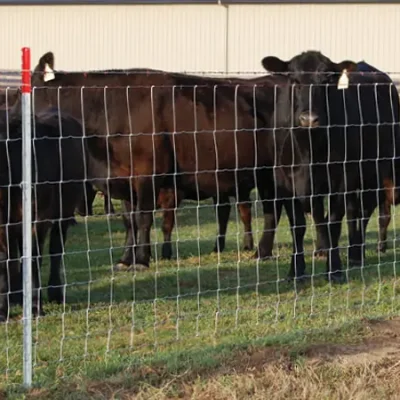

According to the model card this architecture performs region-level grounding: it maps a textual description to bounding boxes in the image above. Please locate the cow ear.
[33,52,55,83]
[337,60,357,73]
[261,56,289,73]
[38,52,54,71]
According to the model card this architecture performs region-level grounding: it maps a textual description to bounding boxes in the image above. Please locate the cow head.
[261,51,357,128]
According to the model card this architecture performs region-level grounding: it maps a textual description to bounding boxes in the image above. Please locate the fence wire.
[1,57,400,387]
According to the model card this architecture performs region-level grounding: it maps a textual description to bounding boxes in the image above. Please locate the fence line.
[1,54,400,389]
[2,69,400,90]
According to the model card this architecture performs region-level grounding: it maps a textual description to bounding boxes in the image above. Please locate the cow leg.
[161,208,175,260]
[0,252,8,322]
[238,192,254,251]
[346,192,362,266]
[286,199,307,280]
[358,189,385,266]
[68,216,78,227]
[358,205,375,267]
[85,185,96,216]
[8,226,22,306]
[76,182,96,217]
[47,219,70,304]
[325,194,345,284]
[0,226,11,322]
[377,200,391,253]
[311,197,330,260]
[313,212,329,259]
[254,196,283,260]
[159,189,182,260]
[0,195,20,320]
[212,195,231,253]
[31,222,51,317]
[134,177,160,270]
[114,199,137,271]
[104,194,115,215]
[377,179,396,253]
[314,231,328,259]
[0,222,19,321]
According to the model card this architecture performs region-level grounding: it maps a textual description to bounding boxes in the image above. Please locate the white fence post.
[21,46,32,388]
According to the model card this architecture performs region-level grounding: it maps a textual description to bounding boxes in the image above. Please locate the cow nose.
[299,111,319,127]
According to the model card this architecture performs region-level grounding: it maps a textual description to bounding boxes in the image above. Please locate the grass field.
[2,192,400,399]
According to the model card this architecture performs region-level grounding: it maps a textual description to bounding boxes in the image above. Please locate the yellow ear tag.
[337,69,349,90]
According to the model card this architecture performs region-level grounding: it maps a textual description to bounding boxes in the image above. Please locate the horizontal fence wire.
[2,69,400,88]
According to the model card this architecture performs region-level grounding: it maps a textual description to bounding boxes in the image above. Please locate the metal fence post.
[21,46,32,388]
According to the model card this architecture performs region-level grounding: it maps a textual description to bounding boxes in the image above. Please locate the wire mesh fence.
[1,49,400,388]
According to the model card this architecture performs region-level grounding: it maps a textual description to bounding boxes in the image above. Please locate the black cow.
[261,50,399,281]
[28,51,308,280]
[0,107,85,320]
[353,62,400,255]
[311,61,400,258]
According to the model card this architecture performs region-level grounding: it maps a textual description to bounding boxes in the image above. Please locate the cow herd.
[0,49,399,321]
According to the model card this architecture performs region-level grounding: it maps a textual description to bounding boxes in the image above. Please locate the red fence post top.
[21,47,31,94]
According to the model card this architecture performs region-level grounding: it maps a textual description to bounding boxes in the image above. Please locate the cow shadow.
[35,225,400,313]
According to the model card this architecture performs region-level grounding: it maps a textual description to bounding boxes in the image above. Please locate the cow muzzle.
[299,111,320,128]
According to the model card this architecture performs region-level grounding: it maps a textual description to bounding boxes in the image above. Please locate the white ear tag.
[43,63,55,82]
[337,69,349,90]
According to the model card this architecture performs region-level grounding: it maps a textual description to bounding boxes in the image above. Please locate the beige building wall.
[227,4,400,78]
[0,3,399,80]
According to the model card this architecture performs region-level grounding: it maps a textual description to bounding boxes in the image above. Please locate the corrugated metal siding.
[0,3,400,84]
[227,4,400,76]
[0,71,20,88]
[0,5,226,72]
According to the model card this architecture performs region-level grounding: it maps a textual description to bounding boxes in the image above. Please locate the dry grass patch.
[14,317,400,400]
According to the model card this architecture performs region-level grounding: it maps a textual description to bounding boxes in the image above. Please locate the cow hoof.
[377,243,387,254]
[133,264,150,272]
[212,240,225,254]
[313,249,327,260]
[0,314,7,323]
[70,218,78,226]
[33,306,45,318]
[113,262,132,272]
[48,287,64,304]
[326,273,346,285]
[349,258,362,267]
[243,236,254,252]
[161,249,173,260]
[253,249,274,260]
[253,254,274,261]
[286,274,308,284]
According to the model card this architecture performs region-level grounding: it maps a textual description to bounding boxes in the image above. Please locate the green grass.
[1,192,400,394]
